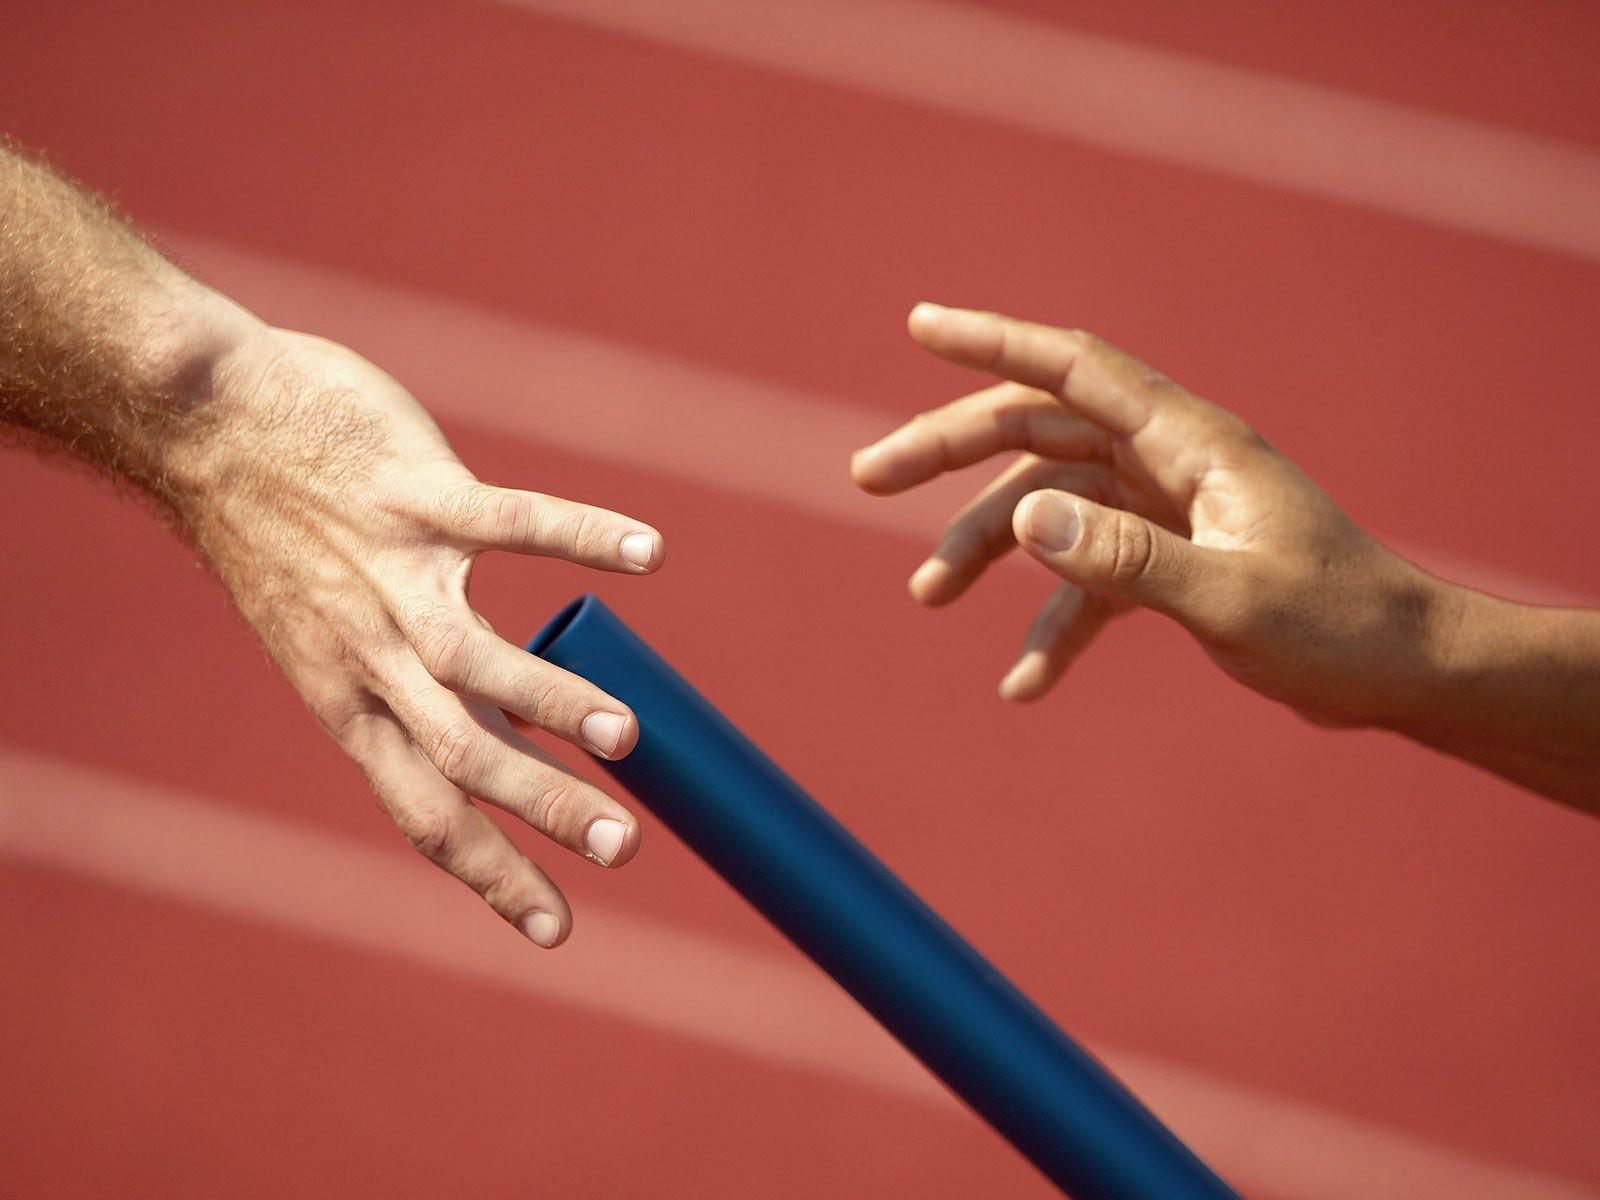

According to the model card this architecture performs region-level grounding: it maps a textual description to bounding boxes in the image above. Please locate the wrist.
[1361,567,1473,736]
[129,280,271,516]
[1275,550,1464,735]
[1376,578,1600,805]
[133,273,267,419]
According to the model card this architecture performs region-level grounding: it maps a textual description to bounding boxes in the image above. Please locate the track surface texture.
[3,2,1598,1197]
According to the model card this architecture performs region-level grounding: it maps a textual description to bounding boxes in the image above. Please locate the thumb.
[1013,489,1207,621]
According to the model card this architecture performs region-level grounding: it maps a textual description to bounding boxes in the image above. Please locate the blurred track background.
[3,2,1598,1196]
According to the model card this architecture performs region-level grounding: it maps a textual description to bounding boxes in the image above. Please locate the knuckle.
[396,805,456,864]
[993,399,1033,449]
[477,862,527,917]
[1064,328,1109,369]
[904,409,939,449]
[562,505,602,554]
[409,605,473,683]
[1137,365,1178,399]
[1232,420,1275,455]
[1103,513,1156,587]
[516,670,571,730]
[434,482,543,547]
[317,697,379,749]
[985,322,1012,373]
[934,514,980,561]
[1068,329,1126,381]
[529,781,584,841]
[975,509,1018,560]
[485,488,533,545]
[425,717,482,784]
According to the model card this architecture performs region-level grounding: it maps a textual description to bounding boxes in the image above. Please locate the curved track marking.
[177,230,1598,610]
[483,0,1600,262]
[2,747,1595,1199]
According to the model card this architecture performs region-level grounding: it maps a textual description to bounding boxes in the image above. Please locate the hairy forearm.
[0,139,261,516]
[1390,584,1600,813]
[1,141,666,940]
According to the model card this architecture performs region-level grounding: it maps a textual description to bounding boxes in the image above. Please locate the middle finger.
[853,380,1109,496]
[400,596,639,760]
[385,673,640,868]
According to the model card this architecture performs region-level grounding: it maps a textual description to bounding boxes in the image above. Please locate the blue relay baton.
[528,595,1241,1200]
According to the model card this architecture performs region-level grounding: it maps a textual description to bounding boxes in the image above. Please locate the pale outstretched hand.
[1,140,672,943]
[180,328,665,946]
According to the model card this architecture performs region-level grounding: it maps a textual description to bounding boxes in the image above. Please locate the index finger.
[906,303,1163,438]
[434,483,665,573]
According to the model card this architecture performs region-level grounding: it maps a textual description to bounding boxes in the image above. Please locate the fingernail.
[911,301,949,322]
[585,817,627,866]
[998,665,1025,700]
[1025,494,1081,552]
[850,442,894,485]
[582,711,627,758]
[909,558,946,596]
[620,532,656,569]
[999,662,1039,703]
[521,911,562,948]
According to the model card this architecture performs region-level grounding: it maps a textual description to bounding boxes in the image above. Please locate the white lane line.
[480,0,1600,264]
[175,232,1598,609]
[0,747,932,1099]
[2,748,1595,1200]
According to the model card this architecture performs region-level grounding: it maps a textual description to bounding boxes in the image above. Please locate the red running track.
[3,2,1599,1197]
